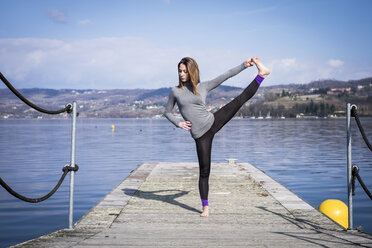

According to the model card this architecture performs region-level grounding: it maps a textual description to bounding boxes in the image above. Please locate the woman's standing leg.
[195,130,214,217]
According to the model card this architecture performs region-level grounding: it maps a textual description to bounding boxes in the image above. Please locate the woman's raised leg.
[211,58,270,134]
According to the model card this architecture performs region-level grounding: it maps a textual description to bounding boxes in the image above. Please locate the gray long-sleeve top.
[164,62,248,139]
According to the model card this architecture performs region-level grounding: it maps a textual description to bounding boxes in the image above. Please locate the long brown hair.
[177,57,200,95]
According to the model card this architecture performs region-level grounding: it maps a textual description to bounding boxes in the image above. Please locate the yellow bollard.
[111,125,115,131]
[318,199,348,229]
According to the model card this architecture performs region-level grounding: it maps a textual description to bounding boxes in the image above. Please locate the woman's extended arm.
[202,60,252,92]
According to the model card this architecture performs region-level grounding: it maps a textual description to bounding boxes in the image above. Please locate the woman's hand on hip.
[178,121,192,131]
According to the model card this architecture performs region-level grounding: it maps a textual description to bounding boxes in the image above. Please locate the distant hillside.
[0,85,245,104]
[1,77,371,118]
[307,77,372,89]
[137,87,172,101]
[264,77,372,91]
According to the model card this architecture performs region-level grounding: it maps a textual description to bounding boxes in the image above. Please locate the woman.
[164,57,270,217]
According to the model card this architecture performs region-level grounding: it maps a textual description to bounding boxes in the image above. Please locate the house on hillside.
[326,87,351,95]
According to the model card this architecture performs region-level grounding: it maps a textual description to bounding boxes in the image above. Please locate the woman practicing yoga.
[164,57,270,217]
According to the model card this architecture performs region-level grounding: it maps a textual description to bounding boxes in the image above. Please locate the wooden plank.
[12,162,372,247]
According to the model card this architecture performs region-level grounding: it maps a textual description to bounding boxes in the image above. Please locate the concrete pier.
[13,162,372,247]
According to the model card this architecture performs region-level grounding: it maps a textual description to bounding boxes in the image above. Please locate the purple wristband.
[202,199,208,207]
[255,74,265,85]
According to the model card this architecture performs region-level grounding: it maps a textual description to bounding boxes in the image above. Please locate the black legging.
[195,79,260,201]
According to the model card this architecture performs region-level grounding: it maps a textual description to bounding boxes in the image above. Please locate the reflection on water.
[0,118,371,247]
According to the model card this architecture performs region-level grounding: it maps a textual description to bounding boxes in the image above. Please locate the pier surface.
[14,162,372,247]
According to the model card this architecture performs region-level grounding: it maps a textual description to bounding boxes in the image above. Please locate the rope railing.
[352,165,372,200]
[347,103,372,231]
[0,165,79,203]
[1,72,78,229]
[349,105,372,201]
[351,105,372,152]
[0,72,72,114]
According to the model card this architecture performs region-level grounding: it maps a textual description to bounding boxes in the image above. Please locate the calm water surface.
[0,118,371,247]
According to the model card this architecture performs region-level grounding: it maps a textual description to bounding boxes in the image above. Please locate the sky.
[0,0,372,89]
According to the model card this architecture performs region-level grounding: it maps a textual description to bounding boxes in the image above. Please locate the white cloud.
[266,57,310,84]
[47,8,67,23]
[1,38,371,89]
[269,58,299,72]
[264,57,367,85]
[327,59,344,68]
[268,57,304,82]
[281,58,297,70]
[0,37,258,89]
[0,37,180,88]
[78,19,91,25]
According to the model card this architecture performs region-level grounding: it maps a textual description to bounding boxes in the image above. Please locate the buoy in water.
[318,199,348,229]
[111,125,115,131]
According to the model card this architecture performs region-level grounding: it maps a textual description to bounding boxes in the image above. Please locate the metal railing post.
[68,101,77,230]
[346,103,354,231]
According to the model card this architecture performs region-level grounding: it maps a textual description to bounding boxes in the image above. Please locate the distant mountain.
[2,77,369,101]
[135,85,243,101]
[264,77,372,91]
[1,77,371,118]
[306,77,372,89]
[217,85,243,92]
[137,87,172,101]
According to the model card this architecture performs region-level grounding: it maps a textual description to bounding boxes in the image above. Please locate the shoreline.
[4,116,372,120]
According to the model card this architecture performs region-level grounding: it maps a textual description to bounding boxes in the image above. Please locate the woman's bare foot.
[200,206,209,218]
[253,57,270,78]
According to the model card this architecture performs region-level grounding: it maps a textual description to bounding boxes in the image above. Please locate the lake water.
[0,118,371,247]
